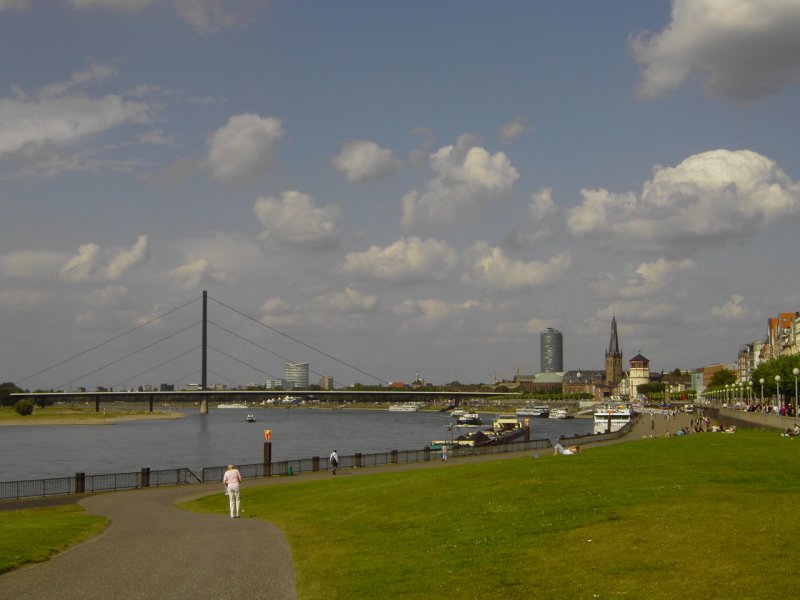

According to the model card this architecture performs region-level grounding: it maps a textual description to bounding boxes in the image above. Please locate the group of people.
[221,449,342,518]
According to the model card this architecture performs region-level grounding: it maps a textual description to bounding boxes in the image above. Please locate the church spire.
[607,314,621,357]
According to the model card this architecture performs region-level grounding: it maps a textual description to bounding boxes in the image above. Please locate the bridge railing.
[0,428,631,502]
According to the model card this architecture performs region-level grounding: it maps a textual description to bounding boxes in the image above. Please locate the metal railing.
[0,427,632,502]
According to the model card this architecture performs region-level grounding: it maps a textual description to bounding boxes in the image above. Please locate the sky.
[2,0,800,391]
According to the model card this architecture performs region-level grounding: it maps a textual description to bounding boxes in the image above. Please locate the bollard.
[354,452,362,468]
[141,467,150,487]
[264,444,273,477]
[288,466,293,476]
[391,449,398,464]
[424,446,431,461]
[312,456,320,472]
[75,472,85,495]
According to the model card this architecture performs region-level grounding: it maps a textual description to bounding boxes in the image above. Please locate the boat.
[457,412,482,426]
[217,403,248,409]
[450,408,466,418]
[593,404,632,434]
[515,405,550,418]
[388,402,421,412]
[549,408,573,419]
[245,414,256,422]
[440,414,526,447]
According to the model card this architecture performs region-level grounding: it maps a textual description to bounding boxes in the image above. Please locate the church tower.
[605,314,623,387]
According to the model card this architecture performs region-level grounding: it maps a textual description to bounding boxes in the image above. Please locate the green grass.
[183,430,800,599]
[0,406,170,422]
[0,505,107,574]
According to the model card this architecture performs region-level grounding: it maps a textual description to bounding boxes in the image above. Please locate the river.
[0,407,592,482]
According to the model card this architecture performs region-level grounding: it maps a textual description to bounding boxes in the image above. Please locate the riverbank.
[0,407,184,426]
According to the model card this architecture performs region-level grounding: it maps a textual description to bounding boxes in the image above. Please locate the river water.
[0,408,592,482]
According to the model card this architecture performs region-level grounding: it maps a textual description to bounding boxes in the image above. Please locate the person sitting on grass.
[553,443,580,455]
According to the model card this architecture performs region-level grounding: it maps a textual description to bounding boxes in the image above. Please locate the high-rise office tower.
[540,328,563,372]
[284,362,309,389]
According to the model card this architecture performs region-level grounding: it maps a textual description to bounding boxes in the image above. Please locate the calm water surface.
[0,408,591,481]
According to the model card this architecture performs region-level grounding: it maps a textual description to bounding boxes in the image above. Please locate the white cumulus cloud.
[391,298,479,323]
[503,187,560,249]
[401,134,519,228]
[339,237,459,284]
[60,235,148,283]
[205,113,284,183]
[1,250,65,279]
[462,242,571,292]
[254,190,342,251]
[566,149,800,256]
[332,140,402,182]
[320,287,379,314]
[630,0,800,101]
[497,116,532,142]
[711,293,747,320]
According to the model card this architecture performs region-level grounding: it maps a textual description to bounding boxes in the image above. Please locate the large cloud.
[567,149,800,256]
[205,113,284,183]
[462,242,570,292]
[332,140,401,182]
[0,90,149,158]
[401,134,519,228]
[168,258,238,289]
[60,235,149,283]
[630,0,800,101]
[1,250,65,279]
[339,237,458,283]
[590,258,696,300]
[254,190,341,251]
[503,187,560,249]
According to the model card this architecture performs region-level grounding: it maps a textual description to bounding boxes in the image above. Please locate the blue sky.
[2,0,799,390]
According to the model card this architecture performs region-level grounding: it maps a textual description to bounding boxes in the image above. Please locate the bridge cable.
[18,296,201,385]
[208,295,389,385]
[55,321,200,390]
[111,345,201,390]
[207,344,278,380]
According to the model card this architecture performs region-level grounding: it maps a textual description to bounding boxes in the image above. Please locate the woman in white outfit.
[222,464,242,518]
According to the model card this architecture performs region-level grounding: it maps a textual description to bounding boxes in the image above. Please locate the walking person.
[329,449,339,475]
[441,444,448,461]
[222,464,242,518]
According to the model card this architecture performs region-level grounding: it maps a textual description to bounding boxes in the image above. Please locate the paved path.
[0,414,701,599]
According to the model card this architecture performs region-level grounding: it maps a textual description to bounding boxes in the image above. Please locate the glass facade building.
[540,328,563,373]
[284,362,309,389]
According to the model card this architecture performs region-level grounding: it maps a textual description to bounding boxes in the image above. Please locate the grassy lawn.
[0,505,107,574]
[183,429,800,599]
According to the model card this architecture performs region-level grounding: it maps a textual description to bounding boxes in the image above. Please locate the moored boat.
[515,405,550,418]
[549,408,572,419]
[217,403,248,409]
[593,404,632,434]
[388,402,421,412]
[457,412,482,426]
[245,414,256,422]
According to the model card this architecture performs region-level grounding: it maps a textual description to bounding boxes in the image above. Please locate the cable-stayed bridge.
[12,291,517,411]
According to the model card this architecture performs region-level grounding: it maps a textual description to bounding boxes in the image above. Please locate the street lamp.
[725,384,730,407]
[748,381,753,406]
[760,378,765,406]
[793,367,799,417]
[775,375,781,411]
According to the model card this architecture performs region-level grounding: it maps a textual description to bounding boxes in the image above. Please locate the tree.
[13,399,34,416]
[0,382,23,407]
[709,368,736,388]
[752,355,800,401]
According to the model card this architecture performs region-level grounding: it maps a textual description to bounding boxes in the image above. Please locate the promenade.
[0,413,696,599]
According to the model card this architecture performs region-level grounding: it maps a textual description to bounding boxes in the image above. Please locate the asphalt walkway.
[0,413,698,599]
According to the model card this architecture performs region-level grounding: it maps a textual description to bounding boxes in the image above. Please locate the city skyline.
[1,1,800,390]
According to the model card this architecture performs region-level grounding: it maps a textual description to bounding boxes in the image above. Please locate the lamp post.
[725,384,730,407]
[748,381,753,406]
[775,375,781,411]
[760,378,765,407]
[793,367,799,417]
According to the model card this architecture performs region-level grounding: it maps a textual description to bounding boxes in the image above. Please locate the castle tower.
[605,315,623,387]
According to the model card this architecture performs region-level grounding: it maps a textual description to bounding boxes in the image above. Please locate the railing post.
[141,467,150,488]
[424,446,431,461]
[312,456,320,472]
[391,449,398,464]
[355,452,362,468]
[263,442,272,477]
[75,472,85,495]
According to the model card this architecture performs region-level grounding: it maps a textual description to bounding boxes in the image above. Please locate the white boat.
[389,402,420,412]
[549,408,572,419]
[217,403,248,409]
[516,405,550,418]
[593,404,632,434]
[457,412,482,426]
[245,414,256,422]
[450,408,466,418]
